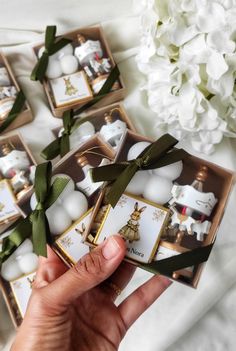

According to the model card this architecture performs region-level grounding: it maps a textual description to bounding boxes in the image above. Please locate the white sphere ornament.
[13,239,33,258]
[126,171,150,195]
[143,175,173,205]
[57,44,74,59]
[60,55,79,75]
[51,174,75,201]
[63,191,88,221]
[45,59,63,79]
[46,205,72,236]
[1,260,22,281]
[127,142,151,161]
[17,253,39,274]
[153,161,183,181]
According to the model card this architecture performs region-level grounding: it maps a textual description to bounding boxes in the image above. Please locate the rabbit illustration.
[119,202,146,243]
[75,222,86,236]
[64,77,78,96]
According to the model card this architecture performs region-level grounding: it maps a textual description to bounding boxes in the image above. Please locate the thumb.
[42,235,126,307]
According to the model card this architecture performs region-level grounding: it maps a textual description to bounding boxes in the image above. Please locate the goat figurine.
[119,202,146,243]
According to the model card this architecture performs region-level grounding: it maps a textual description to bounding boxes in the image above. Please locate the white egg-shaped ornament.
[153,161,183,181]
[127,142,151,161]
[60,122,95,150]
[37,46,59,61]
[45,59,63,79]
[13,239,33,258]
[125,171,150,196]
[60,55,79,75]
[46,205,72,236]
[1,260,22,281]
[143,175,173,205]
[57,44,74,60]
[17,253,39,274]
[62,191,88,221]
[51,174,75,201]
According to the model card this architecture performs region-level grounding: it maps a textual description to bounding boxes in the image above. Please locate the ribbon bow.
[0,162,69,266]
[0,90,26,134]
[31,25,72,82]
[41,65,120,160]
[91,134,189,207]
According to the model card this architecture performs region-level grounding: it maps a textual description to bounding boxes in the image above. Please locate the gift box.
[33,26,125,118]
[51,103,136,157]
[0,52,33,134]
[0,225,38,327]
[17,135,115,268]
[0,132,37,233]
[83,130,235,288]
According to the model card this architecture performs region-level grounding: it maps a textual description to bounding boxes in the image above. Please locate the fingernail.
[102,236,121,260]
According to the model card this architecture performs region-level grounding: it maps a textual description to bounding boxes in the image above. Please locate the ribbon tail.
[30,52,49,82]
[142,244,214,276]
[41,138,62,160]
[148,149,189,169]
[0,90,26,134]
[31,211,48,257]
[91,163,127,182]
[60,134,70,157]
[1,217,32,263]
[106,162,139,208]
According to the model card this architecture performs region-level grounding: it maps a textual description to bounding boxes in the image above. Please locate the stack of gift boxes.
[0,25,234,328]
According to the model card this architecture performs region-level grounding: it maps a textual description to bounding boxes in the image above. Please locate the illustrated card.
[94,193,170,263]
[50,71,93,107]
[0,180,20,224]
[55,208,93,264]
[10,271,36,318]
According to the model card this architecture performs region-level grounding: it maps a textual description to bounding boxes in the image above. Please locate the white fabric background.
[0,1,236,350]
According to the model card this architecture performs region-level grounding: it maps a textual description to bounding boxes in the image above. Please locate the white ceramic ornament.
[17,253,39,274]
[1,239,39,281]
[57,44,74,59]
[58,122,95,150]
[125,171,150,195]
[0,149,31,178]
[143,175,173,205]
[47,205,72,236]
[51,174,75,201]
[63,191,88,221]
[60,55,79,75]
[45,59,63,79]
[153,161,183,180]
[127,142,151,161]
[99,117,127,147]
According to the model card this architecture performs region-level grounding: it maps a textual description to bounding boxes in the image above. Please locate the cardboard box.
[17,134,115,267]
[83,130,235,288]
[52,102,136,156]
[33,26,126,118]
[0,132,37,233]
[0,52,33,134]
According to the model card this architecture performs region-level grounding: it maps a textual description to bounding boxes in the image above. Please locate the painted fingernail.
[102,236,121,260]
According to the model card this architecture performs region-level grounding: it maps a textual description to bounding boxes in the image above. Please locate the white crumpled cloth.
[0,1,236,350]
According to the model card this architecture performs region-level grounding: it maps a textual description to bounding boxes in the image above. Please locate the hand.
[11,235,172,351]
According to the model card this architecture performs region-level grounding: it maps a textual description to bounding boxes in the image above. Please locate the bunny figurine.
[119,202,146,243]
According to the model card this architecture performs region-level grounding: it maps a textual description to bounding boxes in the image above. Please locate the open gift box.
[83,130,235,288]
[0,52,33,134]
[17,134,115,267]
[0,225,38,327]
[0,132,37,234]
[1,134,115,327]
[51,102,136,157]
[33,26,125,118]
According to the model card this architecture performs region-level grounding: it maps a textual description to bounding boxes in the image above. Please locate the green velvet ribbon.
[41,65,120,160]
[0,162,69,266]
[30,25,72,82]
[91,134,188,208]
[142,243,214,276]
[0,90,26,134]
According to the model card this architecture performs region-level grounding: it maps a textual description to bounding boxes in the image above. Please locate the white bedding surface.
[0,1,236,350]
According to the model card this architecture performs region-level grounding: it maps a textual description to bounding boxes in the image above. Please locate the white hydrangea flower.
[135,0,236,153]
